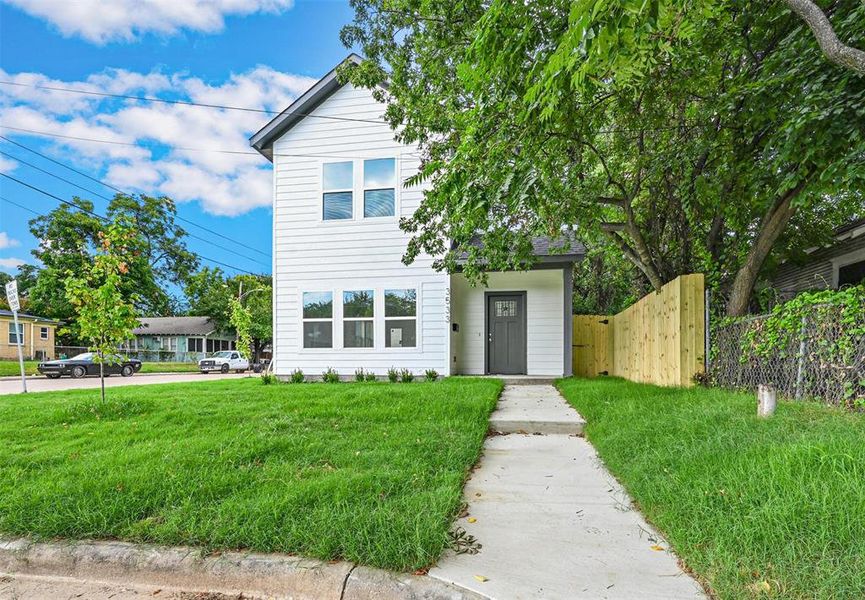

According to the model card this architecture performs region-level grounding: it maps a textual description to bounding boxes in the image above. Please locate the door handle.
[488,333,492,343]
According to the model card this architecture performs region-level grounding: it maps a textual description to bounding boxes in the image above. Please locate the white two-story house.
[250,55,584,379]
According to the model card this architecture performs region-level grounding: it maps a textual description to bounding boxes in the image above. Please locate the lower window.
[344,320,374,347]
[303,322,333,348]
[385,319,416,348]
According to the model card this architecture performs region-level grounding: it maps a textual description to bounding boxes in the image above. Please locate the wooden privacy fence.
[572,274,706,387]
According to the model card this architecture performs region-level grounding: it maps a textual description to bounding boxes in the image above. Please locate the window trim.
[302,290,335,349]
[321,161,354,221]
[343,289,375,349]
[831,247,865,288]
[362,158,397,219]
[39,326,49,340]
[8,322,23,345]
[384,288,418,349]
[187,337,204,353]
[318,156,400,224]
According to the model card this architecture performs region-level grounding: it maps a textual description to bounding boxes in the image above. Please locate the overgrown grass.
[0,377,501,571]
[557,377,865,599]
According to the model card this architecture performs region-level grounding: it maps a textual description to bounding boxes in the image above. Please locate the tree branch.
[783,0,865,75]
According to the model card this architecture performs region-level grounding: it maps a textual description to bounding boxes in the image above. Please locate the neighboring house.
[772,217,865,301]
[250,54,585,378]
[0,309,58,361]
[128,317,236,362]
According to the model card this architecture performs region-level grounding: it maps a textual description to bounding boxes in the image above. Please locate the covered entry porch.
[448,267,574,377]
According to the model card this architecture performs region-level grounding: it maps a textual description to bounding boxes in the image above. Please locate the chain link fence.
[711,308,865,409]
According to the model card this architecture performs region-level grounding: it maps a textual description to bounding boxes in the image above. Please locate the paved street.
[0,372,251,395]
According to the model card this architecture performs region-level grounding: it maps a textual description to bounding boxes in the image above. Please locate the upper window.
[363,158,396,218]
[303,291,334,348]
[343,290,374,347]
[322,162,353,220]
[385,289,417,348]
[838,260,865,287]
[40,326,49,340]
[8,322,23,345]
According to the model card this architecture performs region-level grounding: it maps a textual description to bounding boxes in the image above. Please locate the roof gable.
[249,54,365,161]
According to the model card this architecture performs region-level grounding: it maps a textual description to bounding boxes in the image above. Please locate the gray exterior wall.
[771,233,865,299]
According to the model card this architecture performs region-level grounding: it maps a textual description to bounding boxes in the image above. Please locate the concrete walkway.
[429,384,705,600]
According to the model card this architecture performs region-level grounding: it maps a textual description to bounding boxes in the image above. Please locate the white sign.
[4,280,19,312]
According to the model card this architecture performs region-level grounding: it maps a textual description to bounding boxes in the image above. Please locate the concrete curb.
[0,538,485,600]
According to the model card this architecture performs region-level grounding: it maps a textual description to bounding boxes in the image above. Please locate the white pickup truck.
[198,350,249,374]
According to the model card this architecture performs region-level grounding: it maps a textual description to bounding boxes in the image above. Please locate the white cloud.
[2,0,294,44]
[0,65,316,216]
[0,257,27,272]
[0,155,18,173]
[0,233,21,249]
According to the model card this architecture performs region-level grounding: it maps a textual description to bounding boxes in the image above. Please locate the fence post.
[794,314,808,401]
[757,385,777,417]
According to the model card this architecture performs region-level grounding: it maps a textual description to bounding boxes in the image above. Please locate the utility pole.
[5,280,27,393]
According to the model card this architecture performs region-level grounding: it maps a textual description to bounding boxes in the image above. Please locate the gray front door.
[486,293,527,374]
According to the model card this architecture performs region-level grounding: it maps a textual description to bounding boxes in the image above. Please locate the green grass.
[0,377,501,571]
[557,377,865,599]
[138,362,199,374]
[0,361,199,377]
[0,360,38,376]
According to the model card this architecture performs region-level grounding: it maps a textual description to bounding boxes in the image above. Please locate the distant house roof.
[133,316,218,336]
[454,232,586,266]
[250,53,365,161]
[0,309,61,324]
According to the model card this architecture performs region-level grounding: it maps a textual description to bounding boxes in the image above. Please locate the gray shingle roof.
[133,316,217,336]
[454,231,586,265]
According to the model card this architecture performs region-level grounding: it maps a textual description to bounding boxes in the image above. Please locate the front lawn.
[138,361,199,373]
[557,377,865,599]
[0,377,501,571]
[0,360,38,377]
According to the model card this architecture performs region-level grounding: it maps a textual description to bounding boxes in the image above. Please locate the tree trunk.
[99,350,105,404]
[783,0,865,75]
[725,183,805,316]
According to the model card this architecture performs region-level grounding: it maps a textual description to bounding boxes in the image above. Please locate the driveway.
[0,371,251,395]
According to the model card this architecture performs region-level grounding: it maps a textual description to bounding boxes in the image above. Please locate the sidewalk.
[429,384,705,600]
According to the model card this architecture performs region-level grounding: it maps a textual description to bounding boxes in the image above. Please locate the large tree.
[343,0,865,315]
[25,194,198,342]
[185,268,272,360]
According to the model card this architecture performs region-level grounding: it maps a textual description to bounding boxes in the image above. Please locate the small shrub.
[365,371,377,382]
[387,367,399,383]
[290,369,305,383]
[425,369,439,382]
[400,369,414,383]
[322,367,340,383]
[355,368,366,382]
[261,373,277,385]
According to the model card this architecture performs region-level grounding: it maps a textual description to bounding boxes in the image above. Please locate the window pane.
[838,260,865,287]
[364,158,395,189]
[386,319,416,348]
[385,289,417,317]
[344,320,374,347]
[323,191,352,220]
[323,161,353,190]
[303,321,333,348]
[364,189,395,217]
[495,300,518,317]
[344,290,374,318]
[8,322,23,344]
[303,292,333,318]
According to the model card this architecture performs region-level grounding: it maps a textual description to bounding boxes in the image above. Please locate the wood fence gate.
[572,274,706,387]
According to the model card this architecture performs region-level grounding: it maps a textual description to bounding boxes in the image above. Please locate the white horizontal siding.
[271,83,447,376]
[450,270,565,377]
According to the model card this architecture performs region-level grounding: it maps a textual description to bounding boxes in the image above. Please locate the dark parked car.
[37,352,142,379]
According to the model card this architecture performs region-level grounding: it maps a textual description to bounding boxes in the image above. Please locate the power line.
[1,134,271,259]
[0,173,261,276]
[0,79,387,125]
[0,194,41,216]
[0,148,270,268]
[0,125,420,160]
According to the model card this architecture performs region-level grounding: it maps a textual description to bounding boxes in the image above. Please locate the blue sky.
[0,0,357,277]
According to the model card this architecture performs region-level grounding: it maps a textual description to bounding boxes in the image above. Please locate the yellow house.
[0,310,59,361]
